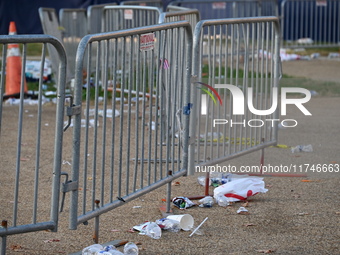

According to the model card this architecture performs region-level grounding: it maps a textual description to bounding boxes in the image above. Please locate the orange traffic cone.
[5,21,28,98]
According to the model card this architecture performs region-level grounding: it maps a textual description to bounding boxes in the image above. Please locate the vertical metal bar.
[243,23,249,150]
[223,24,228,155]
[250,22,255,152]
[210,25,216,160]
[140,48,147,186]
[109,39,117,202]
[93,200,100,244]
[33,43,46,224]
[148,37,155,183]
[0,45,7,134]
[133,34,141,192]
[82,43,92,214]
[91,41,101,210]
[1,236,6,255]
[1,221,7,255]
[100,40,109,205]
[118,39,126,198]
[166,171,172,213]
[228,24,234,155]
[13,42,26,227]
[159,30,166,180]
[125,36,133,195]
[51,37,66,232]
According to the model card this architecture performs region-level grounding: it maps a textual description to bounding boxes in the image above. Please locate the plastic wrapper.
[155,218,181,232]
[198,196,214,208]
[133,222,161,239]
[213,176,268,202]
[215,194,230,207]
[172,196,196,209]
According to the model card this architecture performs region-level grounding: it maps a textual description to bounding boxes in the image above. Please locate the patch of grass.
[200,66,340,97]
[280,76,340,97]
[0,43,44,56]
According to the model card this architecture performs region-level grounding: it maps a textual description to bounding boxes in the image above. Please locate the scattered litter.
[166,214,194,231]
[242,201,250,207]
[43,239,60,243]
[256,249,275,254]
[132,206,142,209]
[132,97,148,103]
[309,90,318,96]
[189,217,208,237]
[110,229,120,232]
[244,223,256,227]
[328,52,340,59]
[44,123,49,126]
[124,242,139,255]
[142,222,162,239]
[335,212,340,215]
[310,53,320,59]
[4,97,51,106]
[64,118,99,128]
[172,196,196,209]
[150,121,156,131]
[62,160,71,165]
[297,212,310,216]
[213,175,268,203]
[237,207,250,215]
[272,144,290,149]
[133,222,162,239]
[85,108,120,118]
[172,181,180,186]
[198,173,243,187]
[9,245,25,252]
[155,218,181,232]
[82,243,126,255]
[215,193,231,207]
[297,38,314,44]
[198,196,214,208]
[291,144,313,153]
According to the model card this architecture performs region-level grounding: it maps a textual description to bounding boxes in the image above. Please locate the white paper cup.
[166,214,194,231]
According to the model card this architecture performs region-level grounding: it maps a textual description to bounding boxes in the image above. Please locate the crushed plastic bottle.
[143,222,162,239]
[198,196,214,208]
[155,218,181,232]
[82,244,103,255]
[291,144,313,153]
[123,242,139,255]
[96,245,124,255]
[215,194,230,207]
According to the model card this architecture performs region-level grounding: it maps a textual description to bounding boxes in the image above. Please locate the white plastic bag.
[213,176,268,202]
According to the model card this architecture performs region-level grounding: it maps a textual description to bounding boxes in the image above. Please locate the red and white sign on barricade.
[140,33,155,51]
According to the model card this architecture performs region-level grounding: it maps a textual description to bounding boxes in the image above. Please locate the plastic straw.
[189,217,208,237]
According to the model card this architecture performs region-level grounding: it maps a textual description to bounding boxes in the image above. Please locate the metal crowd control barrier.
[38,8,68,82]
[87,3,118,34]
[67,21,192,238]
[59,8,88,80]
[168,0,278,20]
[281,0,340,48]
[120,0,164,11]
[166,5,193,11]
[0,35,67,254]
[159,8,200,32]
[102,6,162,32]
[188,16,280,175]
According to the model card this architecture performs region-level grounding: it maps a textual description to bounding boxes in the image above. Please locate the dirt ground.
[1,58,340,255]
